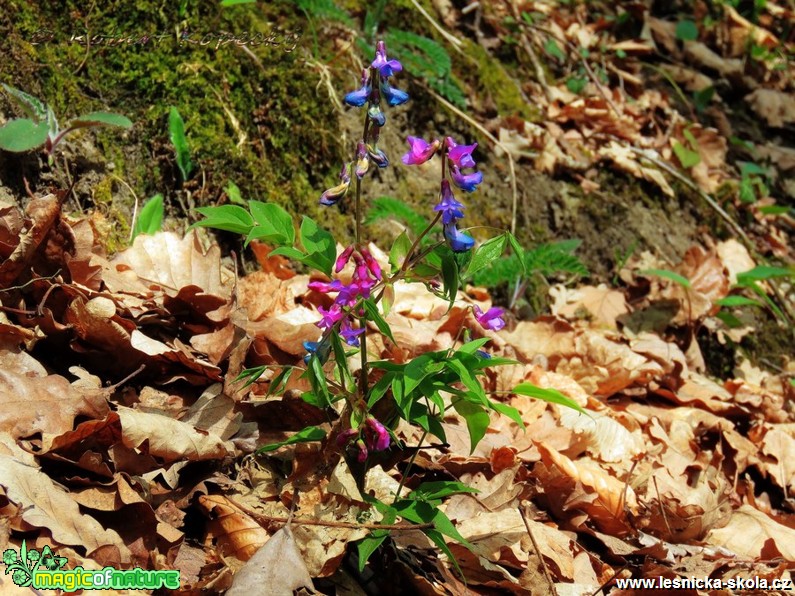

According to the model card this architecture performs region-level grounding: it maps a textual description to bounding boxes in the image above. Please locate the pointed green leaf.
[466,233,507,278]
[299,217,335,276]
[452,399,490,453]
[169,107,193,181]
[69,111,132,129]
[132,194,164,239]
[1,84,48,120]
[192,205,253,234]
[714,295,763,308]
[639,268,692,289]
[363,299,395,344]
[256,425,326,453]
[512,382,586,414]
[247,201,294,246]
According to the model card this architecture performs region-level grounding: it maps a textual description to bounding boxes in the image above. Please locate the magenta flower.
[473,305,506,331]
[443,222,475,252]
[446,137,477,169]
[336,428,358,448]
[434,180,465,224]
[364,418,390,451]
[371,41,403,77]
[451,165,483,193]
[317,304,344,330]
[335,245,355,273]
[361,248,382,279]
[402,136,441,166]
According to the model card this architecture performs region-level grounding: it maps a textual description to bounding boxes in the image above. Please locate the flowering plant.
[195,40,584,572]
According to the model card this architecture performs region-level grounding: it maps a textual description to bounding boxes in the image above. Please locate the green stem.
[400,212,441,273]
[394,429,428,501]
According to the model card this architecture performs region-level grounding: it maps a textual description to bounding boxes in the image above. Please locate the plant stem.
[400,212,441,273]
[394,429,428,501]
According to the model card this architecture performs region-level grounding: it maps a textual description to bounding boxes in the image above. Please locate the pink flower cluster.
[336,417,391,462]
[307,246,382,346]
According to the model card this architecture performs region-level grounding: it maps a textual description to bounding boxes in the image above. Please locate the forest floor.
[0,0,794,594]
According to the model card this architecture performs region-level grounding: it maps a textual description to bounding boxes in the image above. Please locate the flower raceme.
[322,41,407,209]
[307,247,382,347]
[401,136,482,252]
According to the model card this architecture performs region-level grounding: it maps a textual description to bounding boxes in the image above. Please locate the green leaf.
[566,76,588,94]
[69,111,133,129]
[169,107,193,181]
[672,141,701,169]
[246,201,294,246]
[513,382,586,414]
[411,481,478,501]
[446,358,486,403]
[693,86,715,112]
[404,355,444,397]
[736,266,793,285]
[466,233,507,278]
[389,231,412,271]
[423,528,466,579]
[639,268,692,289]
[225,181,246,206]
[256,425,326,453]
[452,399,490,453]
[363,299,396,344]
[266,366,294,396]
[234,365,267,389]
[544,38,566,61]
[299,217,335,276]
[356,507,395,571]
[714,295,763,308]
[221,0,257,4]
[132,194,164,239]
[0,119,49,152]
[506,232,527,275]
[489,400,524,428]
[440,249,459,307]
[758,206,791,216]
[675,20,698,41]
[192,205,254,234]
[1,84,48,120]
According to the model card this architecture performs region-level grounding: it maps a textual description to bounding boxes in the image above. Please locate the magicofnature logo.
[3,540,180,591]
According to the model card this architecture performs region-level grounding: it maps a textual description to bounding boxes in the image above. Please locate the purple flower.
[340,317,365,347]
[336,428,358,448]
[308,279,344,293]
[380,82,409,106]
[317,304,344,330]
[434,180,465,224]
[364,417,390,452]
[320,163,352,206]
[361,248,382,279]
[372,41,403,78]
[402,136,441,166]
[450,165,483,193]
[355,141,370,179]
[355,439,368,463]
[446,137,477,169]
[344,70,371,107]
[473,305,506,331]
[443,222,475,252]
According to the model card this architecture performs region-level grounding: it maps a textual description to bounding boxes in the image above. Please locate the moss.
[460,40,541,122]
[2,0,341,228]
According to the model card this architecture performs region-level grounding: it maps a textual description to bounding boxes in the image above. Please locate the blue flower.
[443,222,475,252]
[451,166,483,193]
[381,82,409,106]
[344,69,371,107]
[303,340,331,364]
[367,145,389,168]
[433,180,465,224]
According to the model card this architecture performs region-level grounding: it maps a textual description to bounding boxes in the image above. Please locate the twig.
[590,562,630,596]
[424,87,519,236]
[226,497,433,531]
[518,504,556,595]
[652,476,673,538]
[409,0,464,54]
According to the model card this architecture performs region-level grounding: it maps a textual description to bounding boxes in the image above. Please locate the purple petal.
[446,137,478,169]
[451,166,483,193]
[365,418,390,451]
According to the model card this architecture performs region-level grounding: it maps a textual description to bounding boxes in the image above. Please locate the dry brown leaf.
[745,89,795,128]
[117,406,232,463]
[557,407,645,464]
[226,524,314,596]
[0,351,108,440]
[705,504,795,560]
[549,284,629,329]
[0,454,131,564]
[598,142,674,196]
[197,494,269,561]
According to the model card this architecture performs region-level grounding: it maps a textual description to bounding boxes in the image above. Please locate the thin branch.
[518,505,556,595]
[227,497,433,531]
[409,0,464,54]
